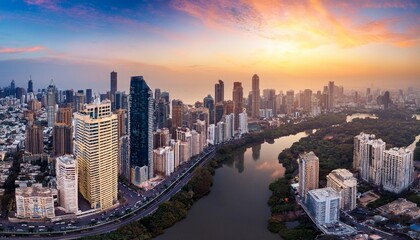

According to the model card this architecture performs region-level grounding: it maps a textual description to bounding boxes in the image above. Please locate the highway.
[1,146,217,239]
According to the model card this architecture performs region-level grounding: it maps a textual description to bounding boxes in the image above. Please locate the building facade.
[129,76,154,184]
[251,74,260,119]
[298,151,319,199]
[74,99,118,211]
[326,169,357,211]
[15,184,55,219]
[306,187,340,225]
[56,155,78,214]
[382,147,414,194]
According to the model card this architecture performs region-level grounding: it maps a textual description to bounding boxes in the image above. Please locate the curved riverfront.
[157,132,308,240]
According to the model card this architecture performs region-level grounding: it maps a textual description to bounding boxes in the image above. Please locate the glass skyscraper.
[129,76,154,184]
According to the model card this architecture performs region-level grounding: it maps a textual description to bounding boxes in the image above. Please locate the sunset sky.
[1,0,419,103]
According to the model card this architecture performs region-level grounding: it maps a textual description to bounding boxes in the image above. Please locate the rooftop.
[308,187,340,201]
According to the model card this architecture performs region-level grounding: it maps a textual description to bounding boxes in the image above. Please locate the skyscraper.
[326,169,357,211]
[53,123,73,156]
[171,99,184,137]
[298,151,319,199]
[203,95,215,125]
[129,76,154,184]
[251,74,260,119]
[232,82,243,131]
[215,80,224,104]
[47,80,57,127]
[27,78,33,93]
[25,124,44,154]
[328,81,335,109]
[85,88,92,104]
[74,92,85,113]
[74,99,118,210]
[214,102,224,124]
[382,147,413,194]
[306,187,340,225]
[56,155,78,214]
[110,71,117,95]
[354,133,385,185]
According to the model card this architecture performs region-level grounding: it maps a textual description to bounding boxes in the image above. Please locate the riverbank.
[267,111,420,239]
[83,113,348,240]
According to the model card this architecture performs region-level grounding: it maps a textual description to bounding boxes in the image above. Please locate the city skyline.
[1,0,420,103]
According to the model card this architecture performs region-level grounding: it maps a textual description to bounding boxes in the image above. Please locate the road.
[1,146,216,239]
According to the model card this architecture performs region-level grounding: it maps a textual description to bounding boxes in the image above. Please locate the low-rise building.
[15,184,55,219]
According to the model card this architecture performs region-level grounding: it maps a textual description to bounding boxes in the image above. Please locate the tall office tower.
[251,74,260,119]
[56,155,78,214]
[120,135,130,180]
[224,100,234,115]
[27,79,33,93]
[111,71,117,110]
[214,102,224,124]
[154,88,161,101]
[74,92,85,113]
[114,109,126,138]
[328,81,335,109]
[238,111,248,135]
[303,89,312,113]
[232,82,243,131]
[15,184,55,219]
[110,71,117,95]
[326,169,357,211]
[298,151,319,199]
[114,91,122,110]
[47,80,57,127]
[25,124,44,154]
[129,76,154,184]
[10,80,16,97]
[65,89,74,106]
[56,106,72,126]
[382,147,414,194]
[215,80,224,104]
[171,99,184,137]
[286,90,294,115]
[74,99,118,210]
[203,95,215,125]
[85,89,92,104]
[306,187,340,225]
[354,132,385,185]
[156,98,169,130]
[161,92,170,117]
[53,123,73,156]
[382,91,391,110]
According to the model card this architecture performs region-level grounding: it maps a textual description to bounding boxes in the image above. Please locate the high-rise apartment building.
[382,147,414,194]
[56,155,78,214]
[306,187,340,225]
[25,123,44,154]
[215,80,224,104]
[53,123,73,156]
[74,99,118,210]
[171,99,184,138]
[15,184,55,219]
[47,80,57,127]
[238,111,248,135]
[114,109,126,138]
[129,76,154,184]
[354,132,385,185]
[251,74,260,119]
[286,90,294,115]
[326,169,357,211]
[214,102,224,124]
[232,82,243,131]
[120,135,130,181]
[298,151,319,199]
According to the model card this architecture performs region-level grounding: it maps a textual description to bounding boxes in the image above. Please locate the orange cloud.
[0,46,46,54]
[172,0,420,48]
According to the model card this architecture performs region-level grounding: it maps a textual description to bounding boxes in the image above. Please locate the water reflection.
[252,144,261,161]
[346,113,378,122]
[157,131,309,240]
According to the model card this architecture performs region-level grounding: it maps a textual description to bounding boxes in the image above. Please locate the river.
[346,113,377,122]
[156,131,309,240]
